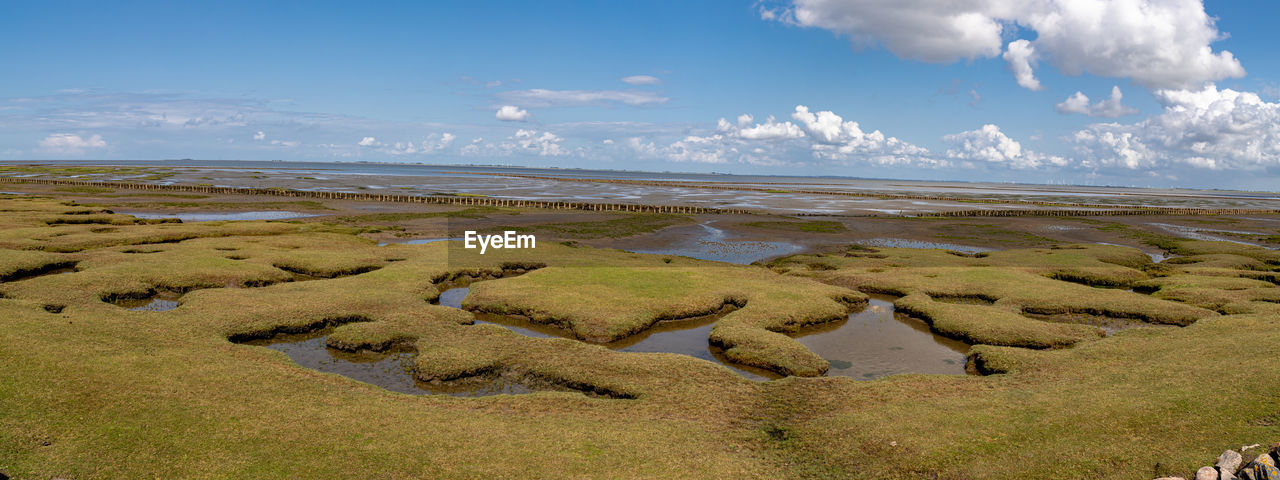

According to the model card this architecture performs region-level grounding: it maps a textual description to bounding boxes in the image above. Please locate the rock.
[1224,471,1239,480]
[1221,450,1245,473]
[1237,453,1279,480]
[1200,467,1223,480]
[1154,477,1187,480]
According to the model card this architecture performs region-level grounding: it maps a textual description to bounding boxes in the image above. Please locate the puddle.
[854,238,993,254]
[113,291,182,311]
[791,297,969,379]
[0,191,28,195]
[443,288,968,380]
[241,329,598,397]
[122,211,317,222]
[625,224,804,264]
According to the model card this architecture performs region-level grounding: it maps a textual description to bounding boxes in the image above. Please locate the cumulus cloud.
[735,116,806,140]
[367,133,455,155]
[1056,86,1138,118]
[1002,40,1042,91]
[621,75,662,86]
[462,130,574,157]
[944,124,1067,169]
[494,89,668,108]
[627,106,937,167]
[766,0,1245,90]
[253,130,265,141]
[789,105,934,164]
[38,133,106,155]
[495,105,530,122]
[1070,84,1280,170]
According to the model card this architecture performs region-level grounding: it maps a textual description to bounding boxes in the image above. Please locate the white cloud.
[269,139,300,147]
[495,105,530,122]
[789,105,934,164]
[509,129,566,156]
[621,75,662,86]
[1003,40,1042,91]
[462,130,574,157]
[359,133,455,156]
[1056,86,1138,118]
[944,124,1067,169]
[627,106,937,167]
[253,130,265,141]
[1070,84,1280,170]
[736,116,806,140]
[38,133,106,155]
[766,0,1245,90]
[494,89,668,108]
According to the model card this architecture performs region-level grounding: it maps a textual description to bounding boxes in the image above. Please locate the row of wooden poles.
[0,178,749,214]
[3,177,1277,218]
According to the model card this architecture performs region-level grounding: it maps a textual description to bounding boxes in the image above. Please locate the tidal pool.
[242,329,593,397]
[854,238,993,254]
[123,211,316,222]
[625,224,804,265]
[441,288,969,380]
[113,291,182,312]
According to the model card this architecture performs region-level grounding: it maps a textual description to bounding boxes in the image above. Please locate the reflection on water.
[123,211,316,222]
[854,238,993,254]
[243,329,584,397]
[793,297,968,379]
[625,224,804,264]
[114,291,182,312]
[442,288,969,380]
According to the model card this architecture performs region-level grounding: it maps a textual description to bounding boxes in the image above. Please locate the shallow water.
[793,298,969,379]
[114,291,182,312]
[625,224,804,265]
[854,238,993,254]
[243,329,588,397]
[443,288,969,380]
[123,211,316,222]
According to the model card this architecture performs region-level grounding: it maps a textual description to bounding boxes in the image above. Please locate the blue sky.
[2,1,1279,189]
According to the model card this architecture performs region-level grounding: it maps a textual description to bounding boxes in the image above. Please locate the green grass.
[741,220,847,233]
[53,186,116,194]
[3,194,1280,479]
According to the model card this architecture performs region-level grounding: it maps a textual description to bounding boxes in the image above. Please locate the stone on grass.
[1197,466,1220,480]
[1221,450,1245,473]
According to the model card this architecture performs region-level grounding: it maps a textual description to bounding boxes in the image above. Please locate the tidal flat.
[1,165,1280,479]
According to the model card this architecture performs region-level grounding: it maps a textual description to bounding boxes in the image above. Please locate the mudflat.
[1,165,1279,479]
